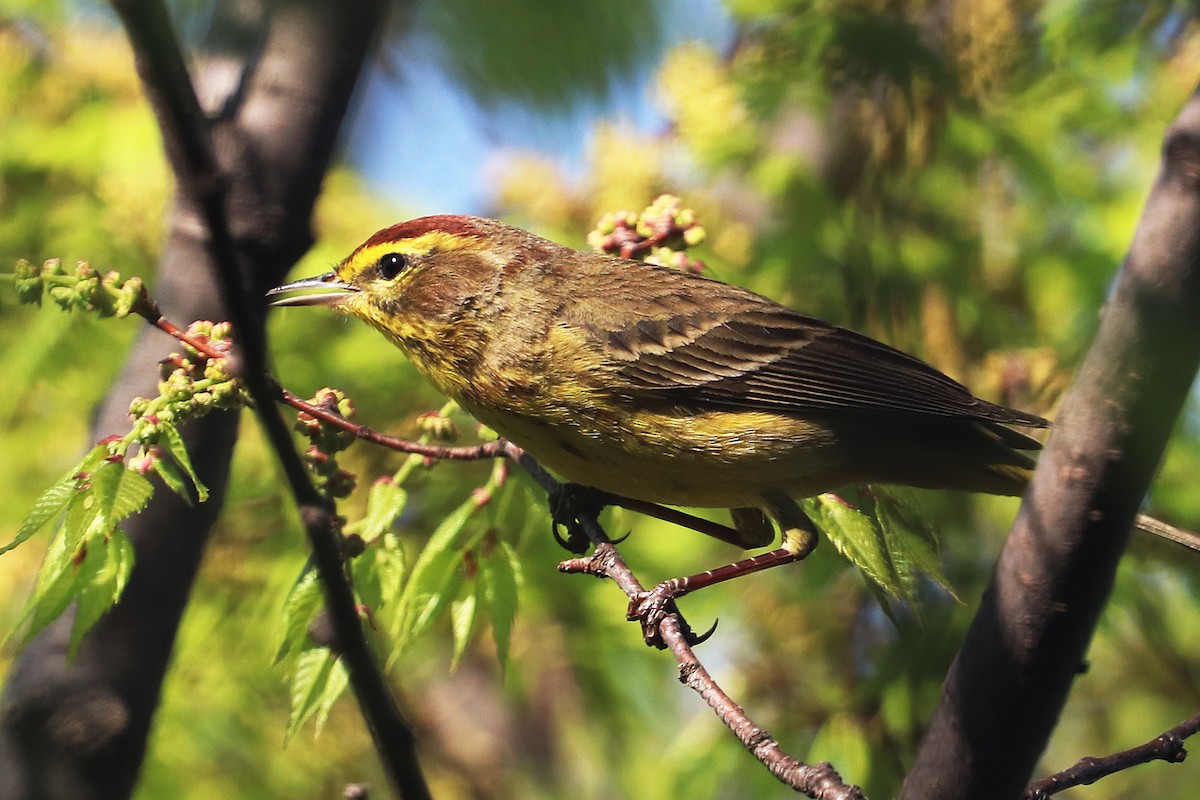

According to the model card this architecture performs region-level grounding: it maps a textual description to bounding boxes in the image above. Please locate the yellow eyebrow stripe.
[349,232,481,268]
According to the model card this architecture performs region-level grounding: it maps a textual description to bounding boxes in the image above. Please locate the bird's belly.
[465,403,850,508]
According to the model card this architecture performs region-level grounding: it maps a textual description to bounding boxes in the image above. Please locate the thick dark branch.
[1025,709,1200,798]
[900,88,1200,800]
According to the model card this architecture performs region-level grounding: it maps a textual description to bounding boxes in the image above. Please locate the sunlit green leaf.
[285,648,343,744]
[390,496,476,654]
[806,493,904,601]
[483,541,520,668]
[1,444,105,555]
[449,581,479,669]
[346,479,407,543]
[275,565,323,665]
[69,528,135,658]
[158,422,209,501]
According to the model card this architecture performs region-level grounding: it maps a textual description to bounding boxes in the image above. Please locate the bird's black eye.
[377,253,408,280]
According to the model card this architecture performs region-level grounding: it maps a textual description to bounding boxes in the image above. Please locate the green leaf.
[806,493,905,601]
[158,422,209,501]
[19,530,84,646]
[69,528,135,658]
[275,565,323,665]
[390,498,476,657]
[350,531,407,623]
[90,460,153,527]
[151,455,191,503]
[11,461,149,653]
[1,444,106,555]
[483,541,521,668]
[346,480,407,543]
[310,654,349,739]
[285,648,343,744]
[874,487,957,601]
[449,582,479,670]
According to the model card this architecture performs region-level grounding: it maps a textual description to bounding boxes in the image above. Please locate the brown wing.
[576,266,1047,430]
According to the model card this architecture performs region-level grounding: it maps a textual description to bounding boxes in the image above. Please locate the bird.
[266,214,1195,604]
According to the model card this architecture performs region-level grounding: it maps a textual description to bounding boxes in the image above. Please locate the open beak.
[266,272,359,307]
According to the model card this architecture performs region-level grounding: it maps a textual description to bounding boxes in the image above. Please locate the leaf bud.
[115,276,147,318]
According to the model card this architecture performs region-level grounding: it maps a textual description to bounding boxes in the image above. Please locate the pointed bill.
[266,272,359,307]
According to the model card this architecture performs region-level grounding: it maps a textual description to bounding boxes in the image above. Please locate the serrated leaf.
[806,494,904,601]
[69,529,135,659]
[874,488,957,601]
[151,456,191,503]
[14,488,99,644]
[346,480,407,542]
[19,532,83,645]
[158,422,209,501]
[311,655,348,738]
[275,565,323,665]
[285,648,337,744]
[397,569,464,660]
[1,445,105,555]
[90,461,153,527]
[350,531,408,622]
[483,541,520,668]
[373,532,407,605]
[390,497,476,654]
[449,584,479,670]
[285,648,348,744]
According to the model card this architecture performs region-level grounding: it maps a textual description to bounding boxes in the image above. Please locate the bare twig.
[1024,710,1200,799]
[500,443,867,800]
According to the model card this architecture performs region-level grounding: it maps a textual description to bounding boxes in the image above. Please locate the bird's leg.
[547,483,609,554]
[628,492,817,647]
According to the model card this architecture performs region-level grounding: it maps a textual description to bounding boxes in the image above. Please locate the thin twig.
[1024,710,1200,799]
[109,4,430,797]
[500,444,867,800]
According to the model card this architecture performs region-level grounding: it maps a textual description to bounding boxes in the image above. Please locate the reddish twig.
[1024,710,1200,799]
[505,443,866,800]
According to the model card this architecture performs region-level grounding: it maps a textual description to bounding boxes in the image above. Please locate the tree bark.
[0,2,390,797]
[900,86,1200,800]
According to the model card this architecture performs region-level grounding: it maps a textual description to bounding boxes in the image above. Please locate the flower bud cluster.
[295,388,358,498]
[587,194,707,273]
[415,409,459,442]
[124,321,247,474]
[12,258,149,318]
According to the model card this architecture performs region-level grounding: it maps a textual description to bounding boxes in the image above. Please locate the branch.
[107,2,429,798]
[900,87,1200,800]
[503,444,867,800]
[1025,710,1200,798]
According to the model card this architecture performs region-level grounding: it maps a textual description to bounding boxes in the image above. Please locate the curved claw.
[550,518,589,555]
[547,483,607,554]
[685,616,719,646]
[609,529,632,545]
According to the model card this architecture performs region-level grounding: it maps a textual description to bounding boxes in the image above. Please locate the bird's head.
[267,215,555,345]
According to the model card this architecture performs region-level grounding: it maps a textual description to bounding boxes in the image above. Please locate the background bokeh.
[3,1,1200,797]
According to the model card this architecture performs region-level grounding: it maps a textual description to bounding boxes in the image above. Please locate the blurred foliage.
[2,3,1200,800]
[413,0,661,110]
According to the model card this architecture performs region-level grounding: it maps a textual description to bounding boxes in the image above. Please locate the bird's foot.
[547,483,608,554]
[627,579,718,649]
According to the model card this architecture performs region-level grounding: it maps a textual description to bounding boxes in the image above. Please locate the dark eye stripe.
[377,253,408,280]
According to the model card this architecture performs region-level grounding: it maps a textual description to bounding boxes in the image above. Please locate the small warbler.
[267,215,1066,561]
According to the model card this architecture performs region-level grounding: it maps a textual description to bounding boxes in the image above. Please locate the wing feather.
[579,273,1046,430]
